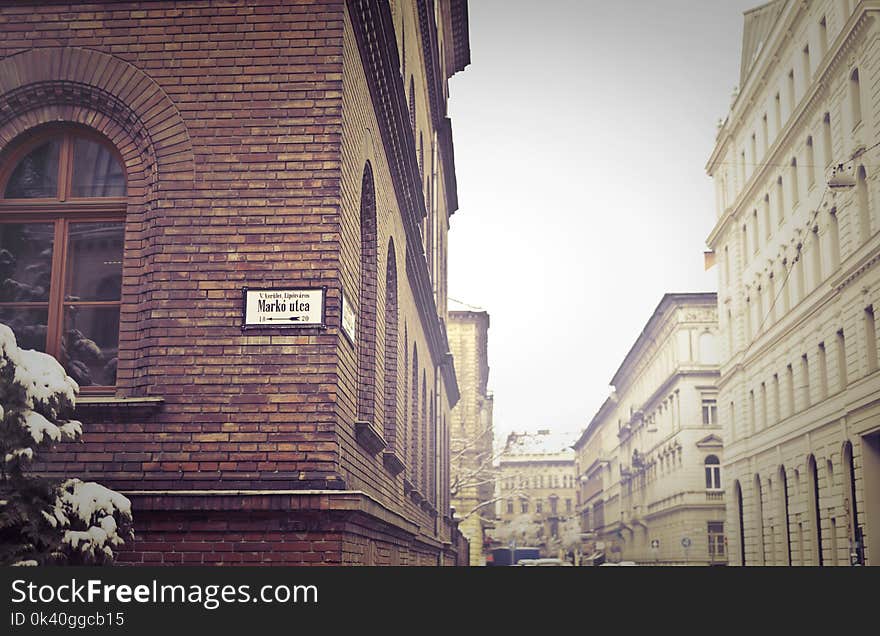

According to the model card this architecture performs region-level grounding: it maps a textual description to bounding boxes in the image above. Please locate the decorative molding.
[382,450,406,476]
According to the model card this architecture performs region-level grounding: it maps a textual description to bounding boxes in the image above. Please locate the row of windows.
[505,498,572,516]
[733,311,878,437]
[731,442,862,566]
[501,474,575,491]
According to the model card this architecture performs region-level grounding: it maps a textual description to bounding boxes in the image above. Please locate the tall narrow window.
[781,260,791,313]
[763,194,772,240]
[750,133,757,172]
[383,240,400,455]
[772,373,780,424]
[762,113,769,152]
[806,136,816,189]
[802,45,811,86]
[749,389,756,434]
[780,466,792,565]
[801,353,811,409]
[818,342,828,400]
[760,381,767,429]
[411,345,419,485]
[837,328,848,389]
[357,164,379,427]
[708,522,725,561]
[850,68,862,129]
[822,112,832,167]
[702,399,718,426]
[787,70,796,116]
[790,157,799,207]
[755,474,766,564]
[811,227,822,288]
[729,401,736,440]
[0,127,127,388]
[808,455,823,566]
[843,441,863,565]
[786,364,795,417]
[408,76,416,133]
[745,295,752,341]
[829,208,840,270]
[819,16,828,58]
[774,92,782,134]
[752,210,760,253]
[857,166,870,241]
[735,481,746,565]
[795,246,805,303]
[740,151,746,186]
[776,176,785,225]
[742,225,749,266]
[865,305,877,372]
[768,271,776,324]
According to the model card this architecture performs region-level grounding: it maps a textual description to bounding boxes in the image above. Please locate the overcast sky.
[446,0,760,440]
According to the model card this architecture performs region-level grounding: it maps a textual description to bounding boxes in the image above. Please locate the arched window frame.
[705,455,722,490]
[0,125,127,390]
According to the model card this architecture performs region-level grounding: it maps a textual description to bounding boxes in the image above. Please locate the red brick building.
[0,0,470,565]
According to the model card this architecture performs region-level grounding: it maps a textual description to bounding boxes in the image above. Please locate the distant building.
[448,304,494,566]
[574,293,724,565]
[706,0,880,565]
[494,430,579,559]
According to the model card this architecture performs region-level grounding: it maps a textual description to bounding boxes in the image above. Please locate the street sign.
[651,539,660,549]
[681,537,691,548]
[242,287,326,329]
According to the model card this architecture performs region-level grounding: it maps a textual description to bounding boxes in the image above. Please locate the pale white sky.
[447,0,759,439]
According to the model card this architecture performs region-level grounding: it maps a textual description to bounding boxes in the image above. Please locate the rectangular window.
[819,16,828,58]
[566,499,572,513]
[837,328,848,389]
[802,45,810,86]
[866,306,877,372]
[507,500,513,515]
[772,373,780,424]
[787,364,795,417]
[536,501,543,514]
[760,382,768,429]
[702,399,718,426]
[749,390,756,434]
[708,522,725,559]
[818,342,828,400]
[521,500,529,514]
[801,354,811,408]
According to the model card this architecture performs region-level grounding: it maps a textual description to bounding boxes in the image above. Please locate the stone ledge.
[75,396,165,420]
[354,420,387,455]
[122,489,420,536]
[382,450,405,476]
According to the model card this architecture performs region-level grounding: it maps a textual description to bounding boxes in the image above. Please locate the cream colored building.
[574,294,725,565]
[448,304,494,566]
[706,0,880,566]
[494,430,578,557]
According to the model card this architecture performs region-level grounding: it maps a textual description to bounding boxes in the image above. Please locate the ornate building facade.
[494,430,578,559]
[574,293,725,565]
[448,304,494,566]
[0,0,471,565]
[706,0,880,566]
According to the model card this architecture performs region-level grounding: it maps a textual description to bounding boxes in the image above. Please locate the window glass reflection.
[65,222,124,302]
[63,306,119,386]
[4,140,61,199]
[0,223,54,302]
[71,138,126,197]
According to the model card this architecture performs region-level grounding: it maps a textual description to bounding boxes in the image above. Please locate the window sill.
[382,451,405,476]
[354,420,387,456]
[74,396,165,420]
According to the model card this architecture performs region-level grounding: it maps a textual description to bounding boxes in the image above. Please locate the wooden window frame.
[0,126,126,393]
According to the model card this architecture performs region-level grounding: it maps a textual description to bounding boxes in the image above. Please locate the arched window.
[754,474,766,565]
[790,157,799,207]
[806,136,816,189]
[822,112,832,167]
[705,455,722,490]
[857,165,869,241]
[850,68,862,129]
[779,465,792,565]
[357,163,379,427]
[0,126,127,388]
[843,441,863,564]
[807,455,823,565]
[383,240,399,453]
[734,480,746,566]
[410,344,419,486]
[421,371,427,492]
[408,76,416,133]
